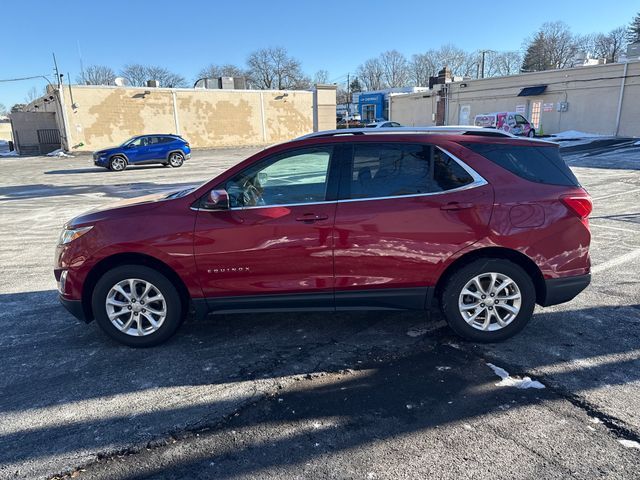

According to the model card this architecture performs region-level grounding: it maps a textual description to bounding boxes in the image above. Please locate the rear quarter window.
[462,142,580,187]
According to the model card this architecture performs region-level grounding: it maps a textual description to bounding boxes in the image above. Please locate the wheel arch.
[165,149,185,161]
[434,247,546,306]
[109,152,129,162]
[81,252,191,322]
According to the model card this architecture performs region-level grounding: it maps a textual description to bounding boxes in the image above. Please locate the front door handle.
[296,213,329,223]
[440,202,475,211]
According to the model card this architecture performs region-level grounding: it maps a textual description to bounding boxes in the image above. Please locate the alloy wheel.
[458,272,522,331]
[105,278,167,336]
[169,153,183,167]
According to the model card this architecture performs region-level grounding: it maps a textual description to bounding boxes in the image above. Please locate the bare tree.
[379,50,409,87]
[145,66,187,87]
[196,63,246,80]
[435,44,475,77]
[356,58,384,90]
[120,64,148,87]
[486,51,523,77]
[593,27,627,62]
[247,47,309,90]
[313,69,329,84]
[409,51,438,86]
[77,65,116,85]
[119,64,186,87]
[25,86,40,103]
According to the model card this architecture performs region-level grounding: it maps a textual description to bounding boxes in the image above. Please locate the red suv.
[55,129,592,347]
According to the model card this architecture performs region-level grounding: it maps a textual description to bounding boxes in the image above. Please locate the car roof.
[294,127,556,145]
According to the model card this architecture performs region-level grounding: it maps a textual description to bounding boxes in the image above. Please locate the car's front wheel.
[168,152,184,168]
[109,155,127,172]
[440,259,536,342]
[528,129,536,138]
[91,265,184,347]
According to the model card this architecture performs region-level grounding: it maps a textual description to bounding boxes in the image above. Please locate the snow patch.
[634,140,640,146]
[436,366,452,371]
[0,150,18,157]
[486,363,545,389]
[619,439,640,449]
[46,148,74,157]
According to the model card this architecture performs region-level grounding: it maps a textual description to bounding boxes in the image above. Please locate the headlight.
[58,226,93,245]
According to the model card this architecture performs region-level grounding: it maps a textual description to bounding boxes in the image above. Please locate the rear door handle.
[296,213,329,223]
[440,202,475,211]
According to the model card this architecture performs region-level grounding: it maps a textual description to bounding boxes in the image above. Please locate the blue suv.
[93,135,191,171]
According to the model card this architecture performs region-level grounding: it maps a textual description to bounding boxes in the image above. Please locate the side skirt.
[191,287,434,320]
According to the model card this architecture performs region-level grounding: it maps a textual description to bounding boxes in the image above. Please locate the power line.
[0,74,53,84]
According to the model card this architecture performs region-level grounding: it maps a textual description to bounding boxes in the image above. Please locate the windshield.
[120,137,138,147]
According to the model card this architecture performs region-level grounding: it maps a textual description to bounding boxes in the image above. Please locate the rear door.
[144,136,166,161]
[333,141,494,309]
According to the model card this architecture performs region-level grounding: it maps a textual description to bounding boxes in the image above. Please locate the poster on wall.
[515,104,526,114]
[543,103,554,112]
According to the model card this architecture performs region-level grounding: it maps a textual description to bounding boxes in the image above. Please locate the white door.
[459,105,471,125]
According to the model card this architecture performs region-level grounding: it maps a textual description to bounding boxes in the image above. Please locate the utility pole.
[346,73,350,124]
[52,52,61,86]
[479,50,496,79]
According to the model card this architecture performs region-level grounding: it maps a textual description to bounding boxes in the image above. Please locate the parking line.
[592,188,640,202]
[592,247,640,274]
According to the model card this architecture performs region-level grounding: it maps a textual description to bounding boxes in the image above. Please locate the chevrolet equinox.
[55,128,591,347]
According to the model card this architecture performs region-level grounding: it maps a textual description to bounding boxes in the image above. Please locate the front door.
[193,145,339,310]
[333,141,494,309]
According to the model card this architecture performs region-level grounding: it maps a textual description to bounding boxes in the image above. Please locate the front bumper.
[540,274,591,307]
[59,295,91,323]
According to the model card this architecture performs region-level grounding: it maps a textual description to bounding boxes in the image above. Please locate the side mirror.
[202,189,230,210]
[126,143,135,148]
[257,172,268,184]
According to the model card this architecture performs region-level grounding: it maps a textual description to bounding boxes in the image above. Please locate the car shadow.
[1,288,640,475]
[45,165,170,175]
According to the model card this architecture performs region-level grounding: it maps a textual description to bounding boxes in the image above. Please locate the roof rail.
[296,126,516,141]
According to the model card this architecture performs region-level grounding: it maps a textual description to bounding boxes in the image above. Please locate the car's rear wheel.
[109,155,127,172]
[168,152,184,168]
[528,129,535,138]
[440,259,535,342]
[92,265,184,347]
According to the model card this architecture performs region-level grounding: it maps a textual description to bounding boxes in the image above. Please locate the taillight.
[561,195,592,219]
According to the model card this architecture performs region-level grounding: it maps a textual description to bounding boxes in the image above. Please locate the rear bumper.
[540,274,591,307]
[59,295,91,323]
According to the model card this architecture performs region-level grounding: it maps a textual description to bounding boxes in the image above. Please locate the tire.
[168,152,184,168]
[528,129,535,138]
[91,265,184,347]
[440,258,536,343]
[109,155,127,172]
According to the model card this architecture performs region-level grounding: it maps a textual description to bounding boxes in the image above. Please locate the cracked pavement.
[0,143,639,479]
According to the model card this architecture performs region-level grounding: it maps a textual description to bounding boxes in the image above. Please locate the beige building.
[13,84,336,153]
[391,60,640,137]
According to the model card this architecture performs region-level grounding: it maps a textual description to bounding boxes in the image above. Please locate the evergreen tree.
[521,32,549,72]
[628,12,640,43]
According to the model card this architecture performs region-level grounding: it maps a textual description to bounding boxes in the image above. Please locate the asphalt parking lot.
[1,142,639,479]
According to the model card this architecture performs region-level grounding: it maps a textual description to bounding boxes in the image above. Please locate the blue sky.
[1,0,638,107]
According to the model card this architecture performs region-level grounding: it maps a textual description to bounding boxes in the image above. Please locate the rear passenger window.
[463,143,579,186]
[348,143,474,199]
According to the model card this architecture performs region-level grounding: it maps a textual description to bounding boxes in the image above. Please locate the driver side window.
[225,147,333,208]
